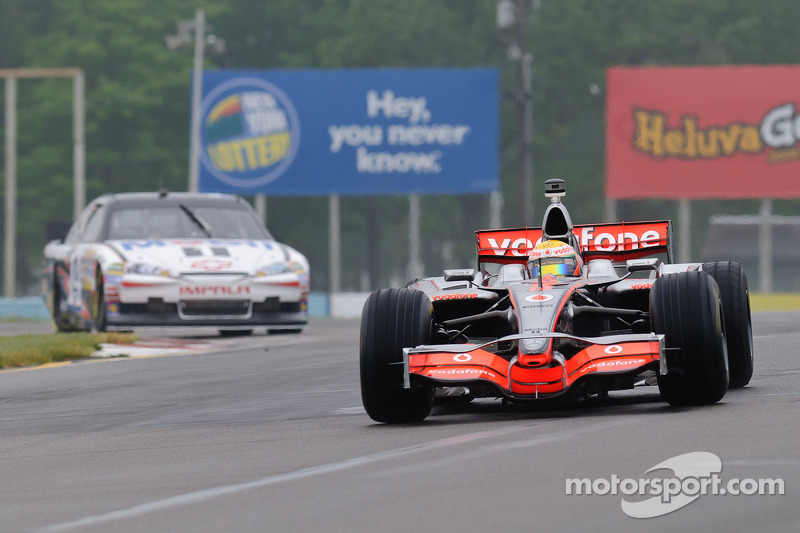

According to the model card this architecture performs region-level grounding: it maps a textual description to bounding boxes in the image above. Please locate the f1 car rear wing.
[475,220,673,265]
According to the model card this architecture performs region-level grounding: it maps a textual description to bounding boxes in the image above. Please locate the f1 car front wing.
[403,332,666,399]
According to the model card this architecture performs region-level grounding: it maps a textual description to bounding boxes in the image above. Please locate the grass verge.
[750,293,800,312]
[0,331,138,369]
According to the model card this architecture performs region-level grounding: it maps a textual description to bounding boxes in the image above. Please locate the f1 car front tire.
[702,261,754,388]
[360,288,434,423]
[651,271,729,405]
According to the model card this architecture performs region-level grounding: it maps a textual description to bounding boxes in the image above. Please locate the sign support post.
[328,194,341,312]
[407,194,423,281]
[4,76,16,299]
[678,199,691,263]
[1,67,84,298]
[759,198,773,293]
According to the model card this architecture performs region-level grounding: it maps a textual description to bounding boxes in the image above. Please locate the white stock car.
[42,191,309,334]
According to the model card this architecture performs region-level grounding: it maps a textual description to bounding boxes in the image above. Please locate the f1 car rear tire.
[650,271,729,405]
[92,270,107,333]
[360,288,434,423]
[702,261,754,388]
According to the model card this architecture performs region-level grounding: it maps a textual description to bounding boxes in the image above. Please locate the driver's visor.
[529,258,575,278]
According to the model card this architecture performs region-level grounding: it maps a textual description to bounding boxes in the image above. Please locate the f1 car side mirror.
[444,269,475,282]
[626,258,660,273]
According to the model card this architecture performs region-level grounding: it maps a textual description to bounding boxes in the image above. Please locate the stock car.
[42,191,309,335]
[360,179,753,423]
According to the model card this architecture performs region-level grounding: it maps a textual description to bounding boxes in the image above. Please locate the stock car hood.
[105,238,291,275]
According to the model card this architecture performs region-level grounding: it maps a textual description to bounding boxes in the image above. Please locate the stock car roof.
[75,191,272,242]
[91,191,245,208]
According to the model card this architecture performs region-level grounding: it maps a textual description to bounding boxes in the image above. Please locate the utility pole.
[189,8,205,193]
[167,9,225,193]
[498,0,534,226]
[515,0,533,226]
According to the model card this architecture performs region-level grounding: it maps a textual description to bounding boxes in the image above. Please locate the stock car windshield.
[106,204,272,240]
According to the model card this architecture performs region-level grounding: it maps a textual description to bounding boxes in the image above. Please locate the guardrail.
[0,297,51,320]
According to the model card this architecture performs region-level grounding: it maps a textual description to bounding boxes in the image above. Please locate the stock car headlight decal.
[125,262,170,277]
[257,262,293,277]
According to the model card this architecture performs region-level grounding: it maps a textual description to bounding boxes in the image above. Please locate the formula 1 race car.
[360,179,753,423]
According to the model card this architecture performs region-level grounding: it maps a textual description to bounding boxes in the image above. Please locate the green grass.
[0,332,138,369]
[750,293,800,312]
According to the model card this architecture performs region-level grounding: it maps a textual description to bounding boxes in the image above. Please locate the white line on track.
[33,419,620,532]
[725,459,800,466]
[753,333,800,339]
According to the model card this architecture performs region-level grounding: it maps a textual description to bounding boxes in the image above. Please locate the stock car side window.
[64,204,94,244]
[82,205,106,242]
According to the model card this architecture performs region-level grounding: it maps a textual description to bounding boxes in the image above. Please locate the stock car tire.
[219,329,254,337]
[650,271,729,405]
[267,328,303,335]
[92,270,107,333]
[360,288,434,423]
[51,277,73,332]
[702,261,754,388]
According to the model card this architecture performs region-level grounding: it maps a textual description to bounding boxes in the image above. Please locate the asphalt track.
[0,313,797,532]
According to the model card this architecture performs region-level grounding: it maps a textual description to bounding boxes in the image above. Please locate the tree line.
[2,0,800,294]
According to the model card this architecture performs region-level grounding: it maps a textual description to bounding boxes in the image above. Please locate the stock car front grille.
[178,299,252,318]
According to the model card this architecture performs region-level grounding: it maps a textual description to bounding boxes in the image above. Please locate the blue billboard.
[197,68,498,196]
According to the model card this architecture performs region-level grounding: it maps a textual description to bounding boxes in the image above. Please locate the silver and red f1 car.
[42,191,309,334]
[360,179,753,423]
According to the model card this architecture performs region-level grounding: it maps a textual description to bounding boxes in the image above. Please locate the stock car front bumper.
[104,272,308,328]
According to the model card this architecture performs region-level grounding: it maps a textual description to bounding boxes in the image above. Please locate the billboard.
[197,68,498,196]
[606,65,800,199]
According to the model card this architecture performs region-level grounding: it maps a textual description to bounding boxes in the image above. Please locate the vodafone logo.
[530,245,574,259]
[604,345,623,354]
[525,293,554,303]
[480,224,667,257]
[429,369,496,378]
[432,293,479,301]
[190,259,233,272]
[453,353,472,362]
[580,358,646,374]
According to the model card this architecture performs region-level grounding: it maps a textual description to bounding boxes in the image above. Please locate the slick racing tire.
[360,288,434,423]
[91,270,108,333]
[650,271,729,405]
[702,261,754,388]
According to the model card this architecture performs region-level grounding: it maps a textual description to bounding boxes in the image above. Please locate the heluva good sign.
[606,65,800,199]
[197,68,498,196]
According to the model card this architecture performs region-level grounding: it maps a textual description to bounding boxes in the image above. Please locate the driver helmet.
[528,240,581,278]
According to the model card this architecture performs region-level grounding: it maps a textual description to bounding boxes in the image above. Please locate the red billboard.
[606,65,800,199]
